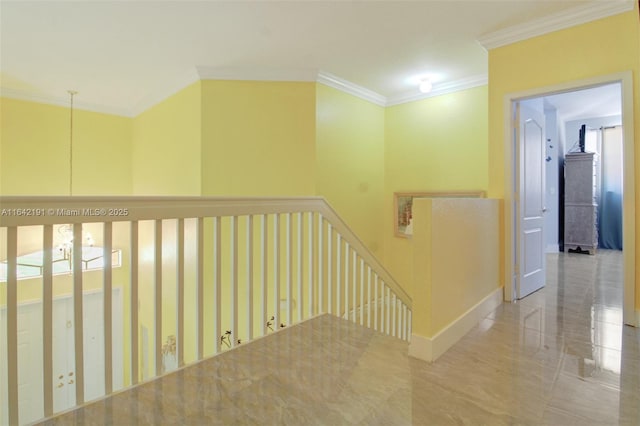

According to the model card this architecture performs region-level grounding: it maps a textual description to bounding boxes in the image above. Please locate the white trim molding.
[386,74,488,107]
[3,68,487,117]
[316,71,387,106]
[129,67,201,117]
[0,87,133,117]
[129,66,320,117]
[408,287,502,362]
[478,0,635,50]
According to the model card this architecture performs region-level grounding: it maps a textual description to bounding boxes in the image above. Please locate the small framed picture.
[394,191,485,238]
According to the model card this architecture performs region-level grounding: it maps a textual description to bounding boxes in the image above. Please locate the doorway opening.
[505,72,635,326]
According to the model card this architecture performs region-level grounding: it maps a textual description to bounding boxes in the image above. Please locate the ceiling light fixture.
[419,79,433,94]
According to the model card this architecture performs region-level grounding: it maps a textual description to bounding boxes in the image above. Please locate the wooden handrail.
[0,195,411,307]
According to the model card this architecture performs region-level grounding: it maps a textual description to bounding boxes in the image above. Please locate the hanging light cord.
[68,90,77,196]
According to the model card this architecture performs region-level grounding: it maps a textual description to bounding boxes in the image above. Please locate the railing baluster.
[336,234,341,317]
[327,223,332,315]
[0,197,413,424]
[373,274,378,332]
[7,226,18,426]
[261,215,268,336]
[214,217,221,353]
[154,220,162,376]
[403,303,407,340]
[406,305,409,340]
[393,293,402,338]
[273,214,280,329]
[364,263,369,327]
[317,214,323,315]
[353,252,357,323]
[176,219,185,366]
[397,307,401,341]
[392,293,397,338]
[401,301,404,339]
[297,212,303,322]
[285,213,292,328]
[230,216,238,348]
[400,304,403,340]
[73,224,85,404]
[130,221,139,384]
[344,242,349,320]
[385,285,390,335]
[247,215,254,341]
[104,222,114,393]
[351,250,358,323]
[306,212,313,318]
[196,218,204,361]
[380,277,385,333]
[407,306,410,341]
[43,225,53,417]
[403,304,407,341]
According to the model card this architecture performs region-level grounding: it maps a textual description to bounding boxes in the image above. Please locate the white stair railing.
[0,196,411,425]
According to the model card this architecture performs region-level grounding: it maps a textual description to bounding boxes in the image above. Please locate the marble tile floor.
[40,250,639,425]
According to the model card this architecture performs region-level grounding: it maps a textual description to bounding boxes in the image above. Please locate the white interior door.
[1,303,46,425]
[18,305,45,424]
[52,296,75,414]
[517,99,546,299]
[1,289,123,425]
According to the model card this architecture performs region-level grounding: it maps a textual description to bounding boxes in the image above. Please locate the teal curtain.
[597,126,623,250]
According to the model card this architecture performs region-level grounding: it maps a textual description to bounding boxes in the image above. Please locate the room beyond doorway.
[541,83,623,254]
[503,71,636,327]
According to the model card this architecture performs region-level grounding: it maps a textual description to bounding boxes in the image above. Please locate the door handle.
[542,207,547,213]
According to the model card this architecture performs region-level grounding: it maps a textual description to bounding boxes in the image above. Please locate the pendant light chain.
[68,90,77,196]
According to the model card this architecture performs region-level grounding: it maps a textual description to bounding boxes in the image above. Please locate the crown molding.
[478,0,635,50]
[317,71,387,106]
[385,74,488,107]
[0,87,133,117]
[129,67,201,117]
[129,66,320,117]
[2,69,489,116]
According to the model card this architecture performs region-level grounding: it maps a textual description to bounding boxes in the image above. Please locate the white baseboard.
[408,287,503,362]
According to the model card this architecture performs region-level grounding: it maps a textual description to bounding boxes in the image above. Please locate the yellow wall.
[0,97,132,195]
[200,80,316,196]
[130,82,203,372]
[196,80,317,358]
[3,4,637,371]
[0,98,135,386]
[412,198,499,337]
[132,82,202,195]
[487,8,640,308]
[316,84,385,257]
[383,86,489,295]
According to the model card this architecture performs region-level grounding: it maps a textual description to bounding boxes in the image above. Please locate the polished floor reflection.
[411,249,639,425]
[40,250,639,425]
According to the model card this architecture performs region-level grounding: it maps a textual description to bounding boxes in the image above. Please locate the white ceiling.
[544,83,622,123]
[0,1,633,116]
